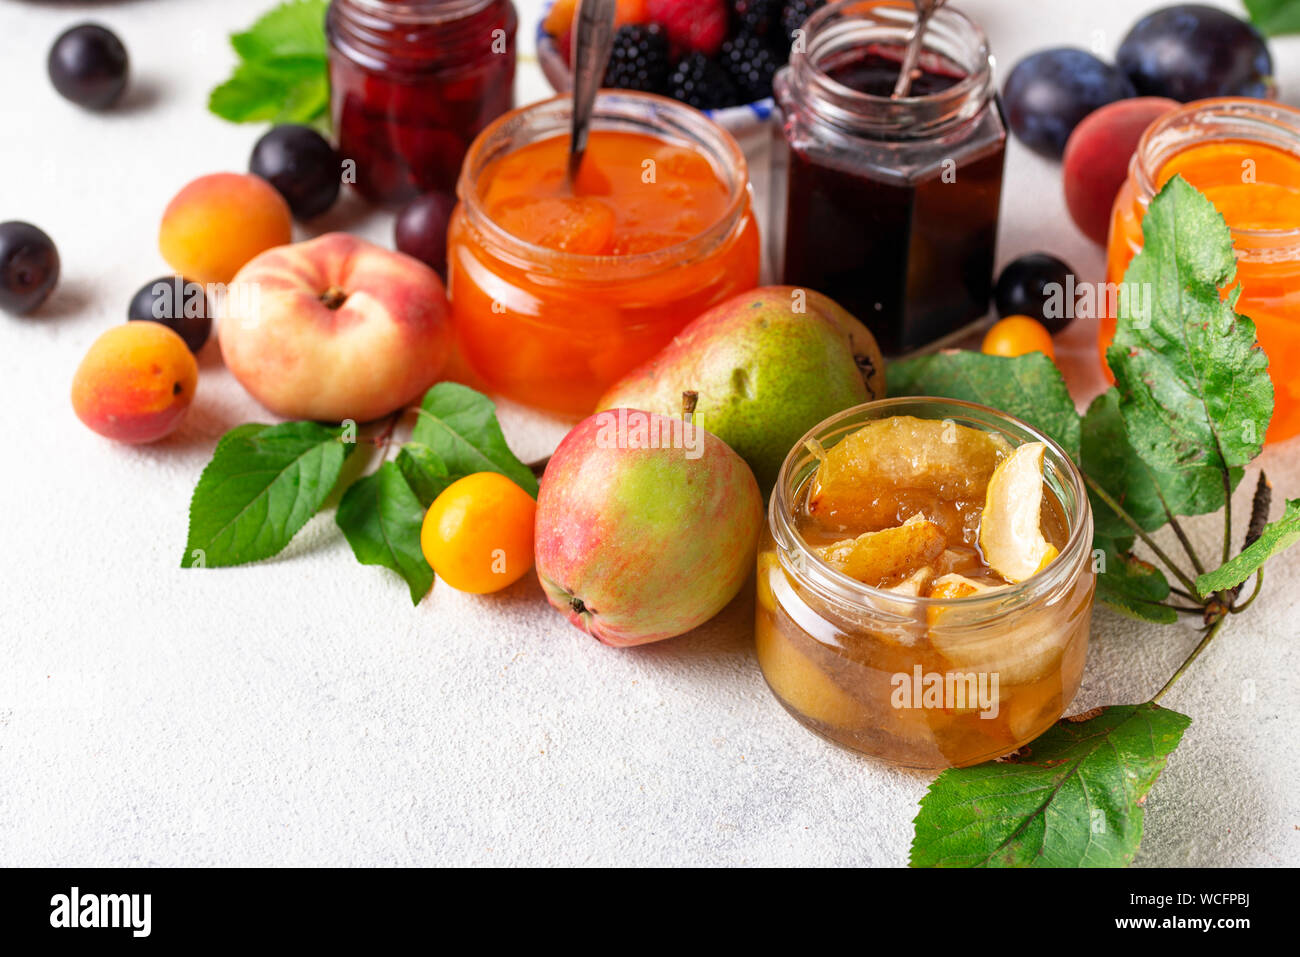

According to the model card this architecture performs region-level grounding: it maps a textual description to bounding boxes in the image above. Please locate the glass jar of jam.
[757,398,1095,768]
[771,0,1005,355]
[1099,98,1300,444]
[326,0,517,206]
[447,92,761,416]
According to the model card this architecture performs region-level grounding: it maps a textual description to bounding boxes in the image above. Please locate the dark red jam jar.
[327,0,518,206]
[772,0,1005,354]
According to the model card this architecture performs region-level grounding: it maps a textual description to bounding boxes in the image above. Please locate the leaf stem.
[1222,468,1233,567]
[1083,473,1201,597]
[369,409,404,466]
[1230,570,1264,614]
[1151,612,1229,704]
[1165,511,1207,577]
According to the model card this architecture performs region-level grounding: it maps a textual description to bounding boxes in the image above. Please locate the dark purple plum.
[127,276,212,354]
[0,222,59,316]
[1002,48,1135,159]
[1117,4,1274,102]
[250,125,341,220]
[47,23,129,110]
[395,192,456,279]
[995,253,1075,334]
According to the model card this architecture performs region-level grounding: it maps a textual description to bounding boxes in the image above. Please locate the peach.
[1063,97,1178,245]
[159,172,293,284]
[72,321,198,443]
[218,232,451,423]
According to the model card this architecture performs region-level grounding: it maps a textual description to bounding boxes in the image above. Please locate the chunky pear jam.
[756,404,1095,768]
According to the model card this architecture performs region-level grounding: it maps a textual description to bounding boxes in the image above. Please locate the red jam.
[327,0,518,206]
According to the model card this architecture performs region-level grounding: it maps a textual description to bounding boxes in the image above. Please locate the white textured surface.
[1,0,1297,867]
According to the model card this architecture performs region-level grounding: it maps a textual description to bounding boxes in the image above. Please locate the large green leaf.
[1107,175,1272,515]
[911,703,1191,867]
[182,422,354,568]
[888,351,1081,460]
[229,0,328,61]
[1081,389,1170,540]
[1196,497,1300,597]
[335,462,434,605]
[209,0,331,127]
[410,383,539,497]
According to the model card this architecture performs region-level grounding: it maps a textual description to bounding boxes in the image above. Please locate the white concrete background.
[0,0,1296,867]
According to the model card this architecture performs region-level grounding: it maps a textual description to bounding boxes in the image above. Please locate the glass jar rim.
[1133,97,1300,245]
[787,0,995,139]
[341,0,496,23]
[768,396,1093,622]
[455,92,752,276]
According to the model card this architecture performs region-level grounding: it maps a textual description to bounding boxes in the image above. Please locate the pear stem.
[682,390,698,424]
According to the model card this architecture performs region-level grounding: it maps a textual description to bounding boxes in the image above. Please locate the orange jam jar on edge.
[447,92,761,416]
[1100,98,1300,443]
[758,398,1095,769]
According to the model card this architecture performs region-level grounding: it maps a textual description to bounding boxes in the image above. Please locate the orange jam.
[448,94,760,416]
[1100,99,1300,443]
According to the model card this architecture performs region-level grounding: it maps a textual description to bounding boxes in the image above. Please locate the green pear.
[596,287,885,494]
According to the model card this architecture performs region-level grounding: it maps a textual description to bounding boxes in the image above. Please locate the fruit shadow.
[113,74,164,115]
[298,187,381,238]
[27,278,95,321]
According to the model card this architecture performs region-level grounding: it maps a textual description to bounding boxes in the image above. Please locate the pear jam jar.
[756,398,1096,768]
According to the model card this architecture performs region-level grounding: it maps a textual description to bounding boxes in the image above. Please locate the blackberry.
[732,0,783,41]
[719,33,780,102]
[604,23,672,94]
[782,0,827,44]
[668,53,740,110]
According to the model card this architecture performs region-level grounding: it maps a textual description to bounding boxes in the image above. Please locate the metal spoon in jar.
[568,0,619,185]
[891,0,949,99]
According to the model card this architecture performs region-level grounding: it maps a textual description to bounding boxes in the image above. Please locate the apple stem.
[320,286,349,310]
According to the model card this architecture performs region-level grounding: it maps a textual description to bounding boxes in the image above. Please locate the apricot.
[72,322,198,443]
[158,172,293,284]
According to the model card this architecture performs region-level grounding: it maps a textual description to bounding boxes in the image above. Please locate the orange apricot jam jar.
[757,398,1096,768]
[1100,98,1300,443]
[447,93,761,416]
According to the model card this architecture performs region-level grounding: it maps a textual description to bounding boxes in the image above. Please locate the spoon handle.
[891,0,947,99]
[569,0,619,182]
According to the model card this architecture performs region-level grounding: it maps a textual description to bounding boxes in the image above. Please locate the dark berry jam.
[777,44,1006,354]
[327,0,517,206]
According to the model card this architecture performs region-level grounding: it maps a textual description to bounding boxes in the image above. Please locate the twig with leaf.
[891,175,1297,866]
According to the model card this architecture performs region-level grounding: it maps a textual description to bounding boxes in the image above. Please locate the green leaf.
[1195,497,1300,597]
[208,0,330,127]
[229,0,328,61]
[410,383,539,498]
[1108,175,1272,515]
[182,422,354,568]
[887,351,1081,460]
[911,703,1191,867]
[1091,533,1180,625]
[1080,388,1218,543]
[336,462,434,604]
[1245,0,1300,35]
[1081,389,1170,540]
[395,443,454,509]
[1095,540,1176,624]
